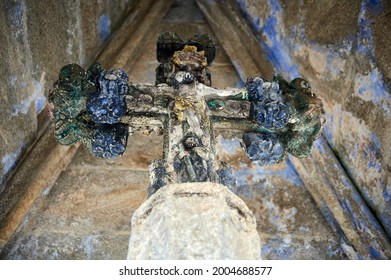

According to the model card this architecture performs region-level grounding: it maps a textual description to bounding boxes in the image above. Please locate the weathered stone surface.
[236,0,391,250]
[127,182,261,259]
[210,64,241,88]
[2,0,353,260]
[26,0,83,87]
[0,0,40,187]
[301,0,361,45]
[261,235,345,260]
[164,0,205,23]
[290,137,391,259]
[110,0,174,70]
[0,0,140,253]
[80,0,135,65]
[371,1,391,83]
[0,130,79,251]
[6,233,129,260]
[197,0,272,82]
[215,136,347,259]
[0,0,136,189]
[29,168,148,233]
[1,165,148,259]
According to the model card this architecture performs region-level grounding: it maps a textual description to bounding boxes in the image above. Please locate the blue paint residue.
[313,137,387,241]
[368,71,390,115]
[355,70,391,115]
[356,0,381,57]
[1,145,24,175]
[231,60,246,83]
[362,132,382,172]
[1,144,25,185]
[258,0,300,79]
[322,112,335,144]
[219,138,241,156]
[377,211,391,239]
[237,0,299,80]
[342,199,367,233]
[82,234,101,259]
[321,202,351,244]
[357,21,373,57]
[235,158,304,189]
[367,159,381,171]
[314,139,325,155]
[366,0,384,14]
[35,97,46,114]
[236,0,391,251]
[341,196,385,241]
[326,53,341,78]
[12,79,46,116]
[98,15,111,43]
[34,80,46,114]
[261,238,292,259]
[235,80,245,88]
[384,189,390,202]
[285,158,304,187]
[9,75,18,86]
[356,1,391,115]
[369,246,385,260]
[322,126,333,145]
[9,1,23,30]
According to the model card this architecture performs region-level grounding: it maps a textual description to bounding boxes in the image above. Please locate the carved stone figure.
[49,32,325,194]
[48,33,325,260]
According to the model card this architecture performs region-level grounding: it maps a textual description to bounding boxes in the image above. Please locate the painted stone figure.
[49,32,325,193]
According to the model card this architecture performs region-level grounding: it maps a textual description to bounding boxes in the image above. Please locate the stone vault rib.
[0,0,173,255]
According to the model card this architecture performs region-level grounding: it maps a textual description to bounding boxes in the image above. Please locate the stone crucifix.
[49,32,325,259]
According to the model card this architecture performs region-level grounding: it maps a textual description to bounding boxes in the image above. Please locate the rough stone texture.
[2,152,149,259]
[0,0,41,188]
[300,0,361,45]
[27,168,148,233]
[2,0,348,260]
[0,130,57,224]
[164,0,205,23]
[237,0,391,245]
[6,234,130,260]
[290,137,391,259]
[215,136,346,259]
[0,131,80,251]
[80,0,135,65]
[127,182,261,260]
[0,0,135,189]
[371,1,391,84]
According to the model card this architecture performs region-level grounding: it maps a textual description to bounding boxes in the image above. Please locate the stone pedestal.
[127,182,261,259]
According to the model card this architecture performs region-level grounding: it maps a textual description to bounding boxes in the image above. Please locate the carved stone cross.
[49,32,325,197]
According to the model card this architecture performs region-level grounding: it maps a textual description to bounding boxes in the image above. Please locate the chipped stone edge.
[127,182,261,260]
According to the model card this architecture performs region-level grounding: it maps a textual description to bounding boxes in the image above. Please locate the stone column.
[127,182,261,260]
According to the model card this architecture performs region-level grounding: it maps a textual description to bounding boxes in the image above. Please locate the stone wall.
[0,0,135,188]
[236,0,391,237]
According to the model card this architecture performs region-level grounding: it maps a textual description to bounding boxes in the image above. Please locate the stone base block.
[127,182,261,260]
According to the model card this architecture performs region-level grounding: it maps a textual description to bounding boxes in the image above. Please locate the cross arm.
[48,32,325,196]
[49,61,324,163]
[48,26,325,172]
